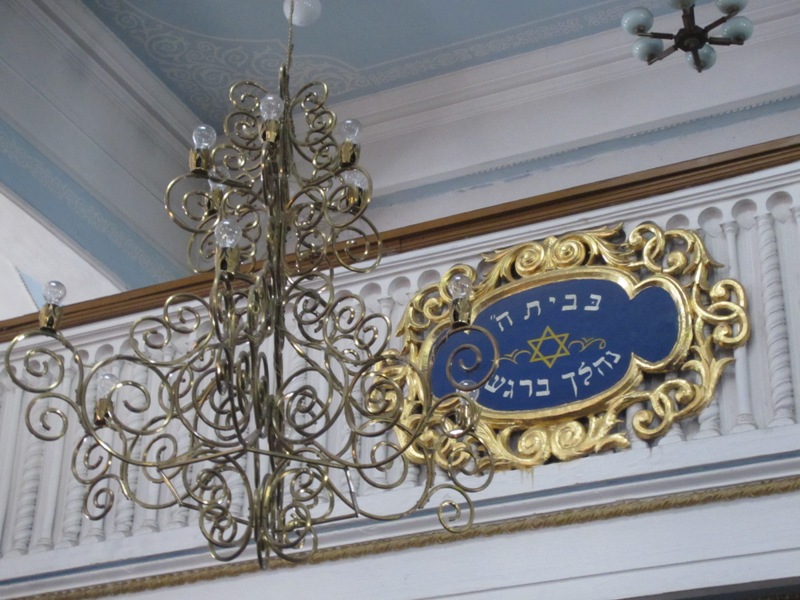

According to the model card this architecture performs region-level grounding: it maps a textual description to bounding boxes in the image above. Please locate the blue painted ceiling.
[82,0,677,125]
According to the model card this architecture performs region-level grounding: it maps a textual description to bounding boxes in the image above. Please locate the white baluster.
[8,425,45,555]
[0,374,25,556]
[757,213,795,426]
[29,364,79,552]
[372,294,397,489]
[786,202,800,419]
[7,359,57,557]
[55,352,90,548]
[159,345,192,531]
[694,208,726,439]
[387,277,420,487]
[110,354,145,539]
[131,359,162,535]
[723,219,757,432]
[80,359,114,544]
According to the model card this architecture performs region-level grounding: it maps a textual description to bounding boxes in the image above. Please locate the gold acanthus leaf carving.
[387,223,750,470]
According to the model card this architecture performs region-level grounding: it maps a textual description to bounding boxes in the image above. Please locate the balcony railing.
[2,137,800,599]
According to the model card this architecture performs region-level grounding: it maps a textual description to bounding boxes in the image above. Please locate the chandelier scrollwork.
[4,4,493,567]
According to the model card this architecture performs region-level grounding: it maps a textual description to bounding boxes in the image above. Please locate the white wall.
[0,185,121,320]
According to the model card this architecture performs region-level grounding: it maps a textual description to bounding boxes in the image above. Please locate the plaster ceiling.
[1,0,798,305]
[81,0,676,126]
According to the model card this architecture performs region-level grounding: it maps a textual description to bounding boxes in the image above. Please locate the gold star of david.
[527,326,571,368]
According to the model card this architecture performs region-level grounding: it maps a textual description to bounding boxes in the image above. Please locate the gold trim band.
[15,474,800,600]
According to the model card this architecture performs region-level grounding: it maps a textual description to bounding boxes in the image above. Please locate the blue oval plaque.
[430,272,686,416]
[390,224,749,469]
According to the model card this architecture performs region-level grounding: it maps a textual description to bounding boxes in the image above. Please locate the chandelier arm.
[639,31,675,40]
[707,36,740,46]
[647,45,678,66]
[681,6,696,30]
[704,13,735,34]
[4,329,82,394]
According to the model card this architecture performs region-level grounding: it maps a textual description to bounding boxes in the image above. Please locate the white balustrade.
[2,161,800,596]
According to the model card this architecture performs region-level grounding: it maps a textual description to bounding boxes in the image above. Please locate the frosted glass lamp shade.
[192,125,217,150]
[215,219,242,249]
[687,44,717,70]
[621,8,654,35]
[721,16,753,43]
[43,280,67,306]
[632,37,664,62]
[283,0,321,26]
[715,0,748,14]
[259,94,285,121]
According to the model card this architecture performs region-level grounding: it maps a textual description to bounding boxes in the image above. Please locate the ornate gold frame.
[390,223,750,469]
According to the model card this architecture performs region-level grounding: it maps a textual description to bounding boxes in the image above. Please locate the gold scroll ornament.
[387,223,750,470]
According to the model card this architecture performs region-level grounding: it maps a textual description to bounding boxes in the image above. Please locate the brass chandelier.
[4,1,492,568]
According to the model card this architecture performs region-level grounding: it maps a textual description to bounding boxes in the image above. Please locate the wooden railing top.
[2,134,799,344]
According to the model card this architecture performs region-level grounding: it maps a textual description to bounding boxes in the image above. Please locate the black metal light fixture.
[622,0,753,72]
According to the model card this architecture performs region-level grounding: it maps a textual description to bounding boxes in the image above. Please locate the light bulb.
[632,37,664,62]
[283,0,321,27]
[668,0,695,10]
[721,16,753,43]
[621,8,654,35]
[715,0,748,15]
[259,94,284,121]
[192,124,217,150]
[43,280,67,306]
[687,45,717,70]
[215,219,242,249]
[459,381,480,403]
[447,273,473,299]
[341,169,368,191]
[208,179,228,195]
[338,119,362,143]
[97,372,119,397]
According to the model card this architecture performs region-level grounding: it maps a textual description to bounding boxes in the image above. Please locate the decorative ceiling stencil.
[82,0,673,124]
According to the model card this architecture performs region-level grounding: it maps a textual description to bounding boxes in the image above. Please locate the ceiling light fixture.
[4,1,492,568]
[622,0,753,72]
